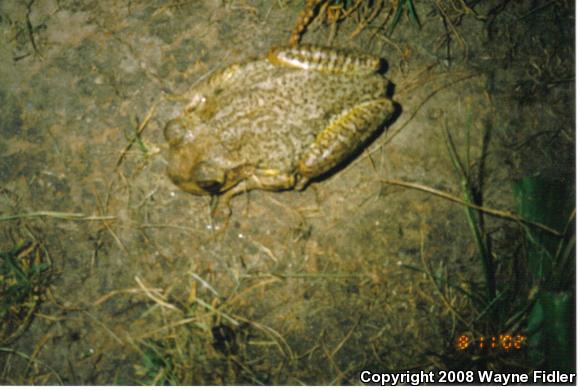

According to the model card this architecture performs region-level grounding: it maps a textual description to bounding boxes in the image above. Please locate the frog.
[164,44,397,219]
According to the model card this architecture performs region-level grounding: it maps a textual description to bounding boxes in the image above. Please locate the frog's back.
[205,60,388,171]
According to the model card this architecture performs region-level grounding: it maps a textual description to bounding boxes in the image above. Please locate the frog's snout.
[192,161,226,194]
[164,118,187,146]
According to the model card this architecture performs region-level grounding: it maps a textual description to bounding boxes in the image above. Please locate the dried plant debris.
[290,0,421,45]
[0,241,55,346]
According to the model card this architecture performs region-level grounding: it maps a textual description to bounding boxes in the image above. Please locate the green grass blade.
[406,0,421,28]
[387,0,404,36]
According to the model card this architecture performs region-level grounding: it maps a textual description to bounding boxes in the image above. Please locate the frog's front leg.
[210,169,297,226]
[225,169,297,200]
[296,98,395,189]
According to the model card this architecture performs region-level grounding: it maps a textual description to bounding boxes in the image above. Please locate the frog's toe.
[209,197,232,232]
[295,175,310,191]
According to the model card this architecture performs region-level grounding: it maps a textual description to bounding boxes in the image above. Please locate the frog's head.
[164,117,228,196]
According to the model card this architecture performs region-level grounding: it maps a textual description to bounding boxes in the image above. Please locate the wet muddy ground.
[0,0,574,385]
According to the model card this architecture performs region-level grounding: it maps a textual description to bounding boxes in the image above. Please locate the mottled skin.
[164,45,396,217]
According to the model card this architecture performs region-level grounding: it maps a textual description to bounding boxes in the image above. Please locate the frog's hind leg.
[289,0,324,46]
[268,44,382,75]
[296,98,395,189]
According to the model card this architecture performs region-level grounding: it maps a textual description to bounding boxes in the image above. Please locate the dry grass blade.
[330,317,360,358]
[350,1,384,38]
[131,314,210,344]
[0,211,116,222]
[321,337,346,384]
[135,276,180,312]
[232,314,294,360]
[220,276,281,309]
[381,178,562,236]
[193,297,239,327]
[190,272,220,297]
[0,347,63,384]
[93,288,160,306]
[418,228,471,328]
[83,311,125,345]
[433,0,469,59]
[115,103,157,169]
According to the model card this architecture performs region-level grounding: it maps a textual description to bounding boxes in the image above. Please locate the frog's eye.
[164,119,187,146]
[192,161,225,194]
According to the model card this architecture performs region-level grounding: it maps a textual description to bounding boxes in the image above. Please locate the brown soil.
[0,0,574,385]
